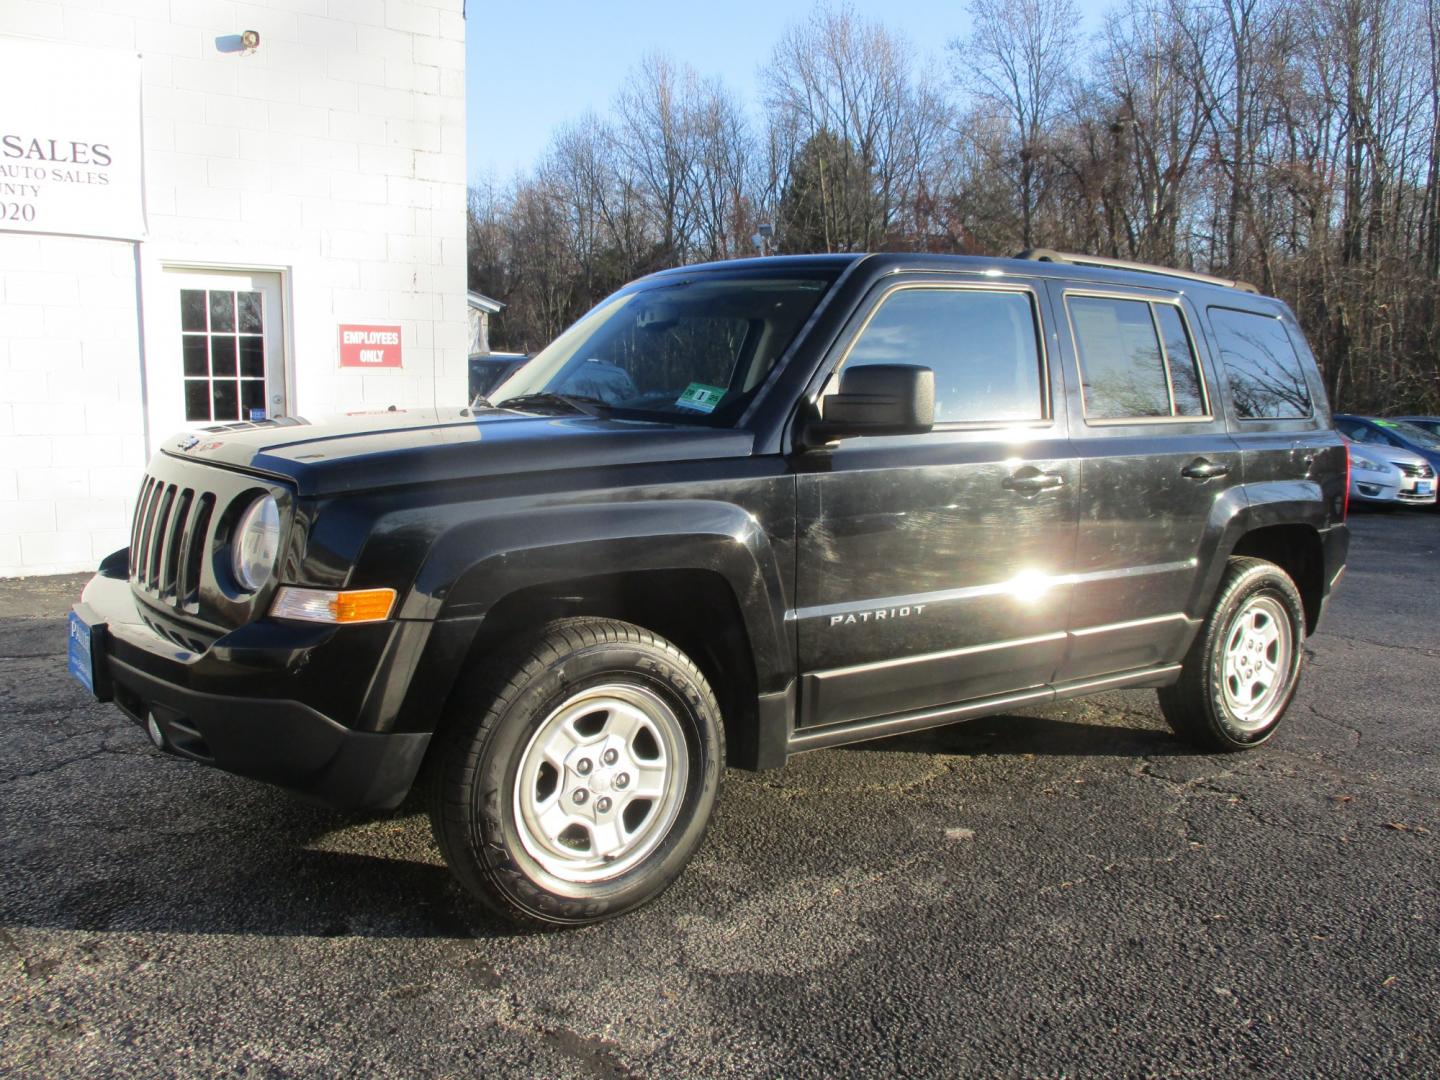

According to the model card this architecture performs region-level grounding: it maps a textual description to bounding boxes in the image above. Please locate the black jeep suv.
[71,251,1348,927]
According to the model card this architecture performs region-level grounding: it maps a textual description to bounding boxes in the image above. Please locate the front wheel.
[1158,557,1306,751]
[427,617,724,928]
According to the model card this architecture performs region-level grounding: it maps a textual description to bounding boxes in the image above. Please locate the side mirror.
[803,364,935,446]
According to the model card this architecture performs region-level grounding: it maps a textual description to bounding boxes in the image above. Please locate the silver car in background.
[1344,440,1404,506]
[1343,436,1437,507]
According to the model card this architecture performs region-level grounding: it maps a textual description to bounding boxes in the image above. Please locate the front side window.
[1208,307,1312,419]
[842,288,1045,424]
[488,271,836,424]
[1068,295,1209,421]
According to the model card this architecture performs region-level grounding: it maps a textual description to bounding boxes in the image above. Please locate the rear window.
[1207,307,1312,419]
[1066,295,1209,420]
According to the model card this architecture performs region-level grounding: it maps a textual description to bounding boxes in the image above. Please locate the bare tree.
[952,0,1079,248]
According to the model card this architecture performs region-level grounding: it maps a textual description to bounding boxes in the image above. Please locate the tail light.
[1342,444,1351,520]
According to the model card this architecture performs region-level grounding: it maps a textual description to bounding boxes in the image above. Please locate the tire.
[426,617,724,928]
[1158,557,1306,752]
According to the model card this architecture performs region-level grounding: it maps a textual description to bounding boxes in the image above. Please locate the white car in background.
[1344,440,1404,507]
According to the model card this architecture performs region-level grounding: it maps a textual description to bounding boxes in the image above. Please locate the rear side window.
[844,288,1045,424]
[1067,296,1209,420]
[1207,307,1312,419]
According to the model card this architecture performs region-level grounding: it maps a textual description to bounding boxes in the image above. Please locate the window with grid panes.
[181,288,267,422]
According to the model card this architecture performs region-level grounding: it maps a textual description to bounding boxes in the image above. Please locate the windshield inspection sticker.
[676,383,725,413]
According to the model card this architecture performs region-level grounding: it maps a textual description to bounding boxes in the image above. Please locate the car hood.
[1345,445,1398,473]
[1371,443,1432,469]
[161,407,754,496]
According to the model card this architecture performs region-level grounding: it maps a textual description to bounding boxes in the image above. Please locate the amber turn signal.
[270,586,396,624]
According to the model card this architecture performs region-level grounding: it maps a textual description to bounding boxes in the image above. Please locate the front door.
[794,277,1079,730]
[158,267,287,432]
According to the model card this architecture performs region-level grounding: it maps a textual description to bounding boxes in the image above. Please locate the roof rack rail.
[1012,248,1259,294]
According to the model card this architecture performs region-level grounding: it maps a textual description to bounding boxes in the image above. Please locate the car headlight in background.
[1350,455,1388,474]
[232,494,280,592]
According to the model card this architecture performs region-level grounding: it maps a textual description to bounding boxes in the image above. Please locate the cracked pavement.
[1,513,1437,1077]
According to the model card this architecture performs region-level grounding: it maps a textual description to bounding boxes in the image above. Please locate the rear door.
[792,275,1079,730]
[1050,285,1242,683]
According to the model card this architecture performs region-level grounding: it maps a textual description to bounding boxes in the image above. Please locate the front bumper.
[77,568,431,811]
[1395,477,1437,505]
[1349,476,1400,503]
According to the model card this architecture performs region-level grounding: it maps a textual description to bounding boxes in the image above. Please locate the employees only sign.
[339,325,403,368]
[0,36,145,240]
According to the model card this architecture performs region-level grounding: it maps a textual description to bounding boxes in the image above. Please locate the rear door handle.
[1181,458,1231,480]
[1003,469,1065,494]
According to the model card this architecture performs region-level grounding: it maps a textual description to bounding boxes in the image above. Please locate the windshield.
[1375,418,1440,451]
[486,270,836,423]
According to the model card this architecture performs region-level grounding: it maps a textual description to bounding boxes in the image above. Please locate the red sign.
[338,324,402,368]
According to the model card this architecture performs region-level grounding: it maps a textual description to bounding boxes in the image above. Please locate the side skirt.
[784,663,1182,757]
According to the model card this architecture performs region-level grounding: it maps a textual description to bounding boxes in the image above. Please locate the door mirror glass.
[806,364,935,445]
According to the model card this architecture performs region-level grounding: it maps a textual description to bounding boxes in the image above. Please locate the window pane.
[212,379,238,420]
[1070,296,1170,419]
[844,289,1043,423]
[1154,305,1206,416]
[241,379,266,419]
[238,335,264,378]
[180,290,207,332]
[238,291,263,333]
[182,335,209,377]
[209,290,235,333]
[184,380,211,421]
[1208,308,1312,419]
[210,335,237,377]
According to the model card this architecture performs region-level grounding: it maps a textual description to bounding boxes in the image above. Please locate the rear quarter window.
[1207,307,1312,419]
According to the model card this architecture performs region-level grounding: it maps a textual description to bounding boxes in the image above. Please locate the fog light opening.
[145,712,167,750]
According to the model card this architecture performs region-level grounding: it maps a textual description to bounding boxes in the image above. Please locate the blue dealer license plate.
[1418,481,1434,495]
[67,611,95,694]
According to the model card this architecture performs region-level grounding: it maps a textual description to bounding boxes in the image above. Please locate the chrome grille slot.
[129,476,154,574]
[148,485,176,590]
[160,488,194,600]
[132,478,162,579]
[179,493,215,612]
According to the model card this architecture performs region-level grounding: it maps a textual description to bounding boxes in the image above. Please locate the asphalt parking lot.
[2,512,1437,1078]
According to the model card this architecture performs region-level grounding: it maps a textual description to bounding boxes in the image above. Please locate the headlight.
[232,494,280,592]
[1350,455,1387,474]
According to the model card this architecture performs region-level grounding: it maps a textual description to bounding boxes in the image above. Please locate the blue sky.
[465,0,1113,187]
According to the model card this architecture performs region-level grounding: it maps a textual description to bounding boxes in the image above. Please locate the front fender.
[403,499,793,690]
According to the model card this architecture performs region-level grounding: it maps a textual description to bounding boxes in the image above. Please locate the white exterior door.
[155,267,287,434]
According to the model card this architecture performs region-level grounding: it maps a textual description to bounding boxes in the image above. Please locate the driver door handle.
[1003,469,1065,494]
[1181,457,1231,480]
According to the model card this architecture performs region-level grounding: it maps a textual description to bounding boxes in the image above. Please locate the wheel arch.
[1191,483,1329,636]
[396,499,793,769]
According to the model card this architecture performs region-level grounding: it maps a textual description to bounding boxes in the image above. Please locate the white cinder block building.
[0,0,469,576]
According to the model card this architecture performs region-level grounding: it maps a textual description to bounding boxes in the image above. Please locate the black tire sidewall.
[472,639,721,925]
[1201,567,1305,748]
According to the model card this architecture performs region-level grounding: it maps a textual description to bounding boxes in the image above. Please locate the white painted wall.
[0,0,468,576]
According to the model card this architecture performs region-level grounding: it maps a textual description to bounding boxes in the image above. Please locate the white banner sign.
[0,35,145,240]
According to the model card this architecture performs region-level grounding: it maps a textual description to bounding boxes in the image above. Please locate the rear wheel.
[426,617,723,928]
[1158,557,1305,751]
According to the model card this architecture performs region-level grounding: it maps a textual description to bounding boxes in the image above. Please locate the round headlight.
[232,494,280,592]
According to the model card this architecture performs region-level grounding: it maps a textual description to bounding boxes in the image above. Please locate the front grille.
[126,453,293,638]
[1396,461,1434,478]
[129,475,216,613]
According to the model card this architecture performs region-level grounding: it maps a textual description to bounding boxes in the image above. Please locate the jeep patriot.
[71,251,1349,926]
